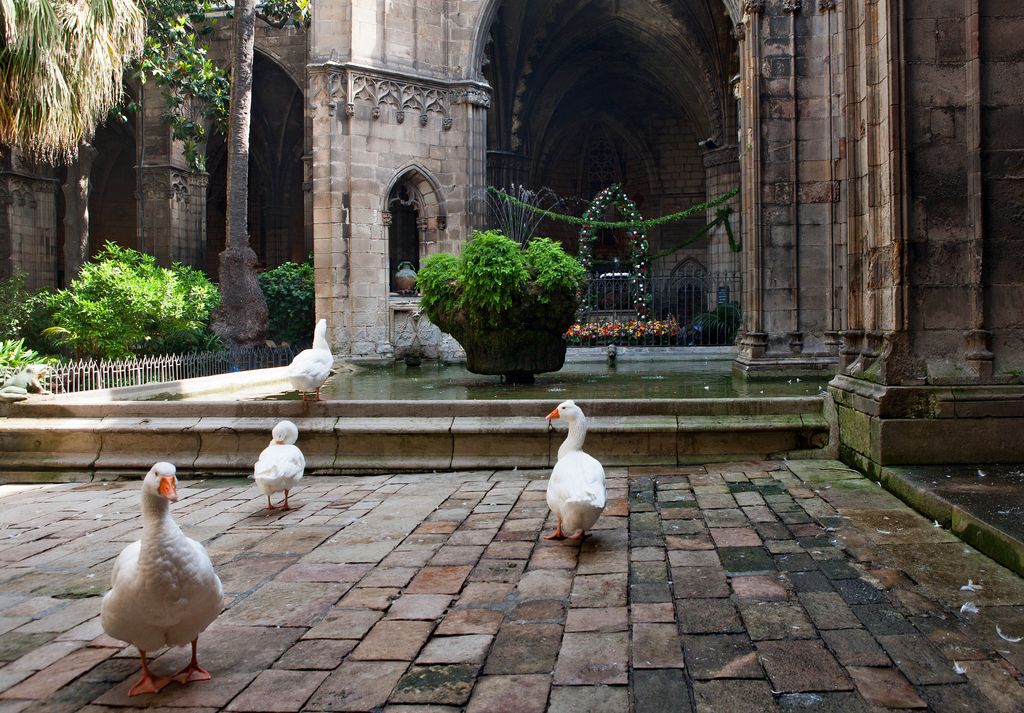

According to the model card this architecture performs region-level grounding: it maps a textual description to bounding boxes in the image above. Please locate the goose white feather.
[252,420,305,510]
[100,462,223,695]
[545,400,606,540]
[287,319,333,400]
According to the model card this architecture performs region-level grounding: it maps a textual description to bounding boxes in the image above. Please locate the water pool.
[270,357,829,401]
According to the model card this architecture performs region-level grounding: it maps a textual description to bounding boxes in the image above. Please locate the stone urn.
[434,284,579,384]
[394,262,418,293]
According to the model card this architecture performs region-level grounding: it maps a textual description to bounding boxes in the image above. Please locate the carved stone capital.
[731,22,746,42]
[453,86,492,108]
[382,211,393,227]
[782,0,802,13]
[742,0,765,14]
[818,0,836,10]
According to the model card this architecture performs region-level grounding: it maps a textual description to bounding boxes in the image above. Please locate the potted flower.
[417,230,586,383]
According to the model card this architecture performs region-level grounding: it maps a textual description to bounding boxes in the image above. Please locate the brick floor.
[0,460,1023,711]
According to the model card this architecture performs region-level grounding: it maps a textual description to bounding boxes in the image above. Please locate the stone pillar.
[61,143,99,282]
[0,152,58,289]
[829,1,1024,472]
[459,87,491,232]
[732,0,843,379]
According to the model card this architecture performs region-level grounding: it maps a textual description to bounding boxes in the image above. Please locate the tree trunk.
[61,142,98,284]
[210,0,268,348]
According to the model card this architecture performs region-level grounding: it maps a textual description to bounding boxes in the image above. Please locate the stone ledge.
[0,410,831,482]
[880,465,1024,578]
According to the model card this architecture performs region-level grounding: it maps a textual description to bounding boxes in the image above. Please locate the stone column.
[829,1,1024,472]
[61,143,99,283]
[459,87,491,233]
[732,0,842,379]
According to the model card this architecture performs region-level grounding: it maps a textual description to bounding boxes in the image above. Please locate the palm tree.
[208,0,268,347]
[0,0,144,162]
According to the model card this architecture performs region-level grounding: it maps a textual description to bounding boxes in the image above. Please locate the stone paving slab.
[0,461,1022,711]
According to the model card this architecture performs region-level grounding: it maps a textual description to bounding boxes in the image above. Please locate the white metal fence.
[46,347,298,395]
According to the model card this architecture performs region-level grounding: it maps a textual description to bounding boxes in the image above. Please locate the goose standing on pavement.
[544,400,607,540]
[252,420,305,510]
[100,462,223,696]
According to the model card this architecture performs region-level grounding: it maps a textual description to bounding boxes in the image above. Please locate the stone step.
[0,405,831,482]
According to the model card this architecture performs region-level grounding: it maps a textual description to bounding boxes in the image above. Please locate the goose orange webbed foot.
[567,530,591,541]
[173,640,211,685]
[128,652,171,696]
[543,522,566,540]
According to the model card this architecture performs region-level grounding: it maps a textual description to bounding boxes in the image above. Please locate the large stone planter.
[433,287,579,384]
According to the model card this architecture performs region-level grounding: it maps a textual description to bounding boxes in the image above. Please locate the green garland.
[487,185,739,230]
[577,184,650,320]
[652,206,740,260]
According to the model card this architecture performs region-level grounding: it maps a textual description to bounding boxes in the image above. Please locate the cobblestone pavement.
[0,460,1023,712]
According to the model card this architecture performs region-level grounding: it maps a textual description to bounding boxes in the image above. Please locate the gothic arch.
[381,164,448,229]
[205,49,305,273]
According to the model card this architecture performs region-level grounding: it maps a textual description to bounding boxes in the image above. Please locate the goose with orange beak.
[544,400,607,541]
[100,462,224,696]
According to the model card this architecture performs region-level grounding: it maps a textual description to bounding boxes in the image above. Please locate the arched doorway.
[205,51,305,276]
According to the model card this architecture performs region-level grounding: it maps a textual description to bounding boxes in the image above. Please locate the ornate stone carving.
[818,0,836,10]
[382,211,393,227]
[742,0,765,14]
[170,172,191,203]
[453,86,492,109]
[308,67,345,118]
[731,22,746,42]
[349,70,453,130]
[436,216,447,231]
[8,178,39,209]
[782,0,802,13]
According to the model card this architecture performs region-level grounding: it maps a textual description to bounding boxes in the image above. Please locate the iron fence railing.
[46,346,298,395]
[571,270,741,347]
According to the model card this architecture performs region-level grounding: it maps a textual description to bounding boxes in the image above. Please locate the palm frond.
[0,0,144,163]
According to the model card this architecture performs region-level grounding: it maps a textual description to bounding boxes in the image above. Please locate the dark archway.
[481,1,738,272]
[206,50,305,276]
[88,117,138,256]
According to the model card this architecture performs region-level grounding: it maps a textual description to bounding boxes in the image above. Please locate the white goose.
[544,400,607,540]
[100,462,223,696]
[287,318,333,400]
[252,420,305,510]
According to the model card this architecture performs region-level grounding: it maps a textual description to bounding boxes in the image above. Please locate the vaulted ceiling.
[483,0,738,156]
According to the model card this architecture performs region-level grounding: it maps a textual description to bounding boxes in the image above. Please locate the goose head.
[546,400,584,423]
[143,461,178,503]
[271,420,299,446]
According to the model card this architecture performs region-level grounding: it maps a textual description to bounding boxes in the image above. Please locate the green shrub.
[258,261,314,346]
[417,230,585,331]
[0,272,33,341]
[524,237,586,303]
[416,252,459,321]
[44,243,221,359]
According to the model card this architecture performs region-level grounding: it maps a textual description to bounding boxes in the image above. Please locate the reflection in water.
[266,359,830,401]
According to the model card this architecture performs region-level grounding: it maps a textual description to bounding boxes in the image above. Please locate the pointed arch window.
[386,182,423,293]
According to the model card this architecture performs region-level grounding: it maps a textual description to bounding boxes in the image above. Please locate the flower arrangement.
[565,318,681,345]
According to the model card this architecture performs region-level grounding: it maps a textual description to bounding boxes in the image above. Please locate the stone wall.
[0,154,58,290]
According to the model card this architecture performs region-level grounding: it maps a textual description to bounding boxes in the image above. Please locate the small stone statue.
[0,364,52,402]
[607,343,618,367]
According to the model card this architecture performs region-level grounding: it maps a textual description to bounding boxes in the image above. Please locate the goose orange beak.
[546,407,560,420]
[158,476,178,502]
